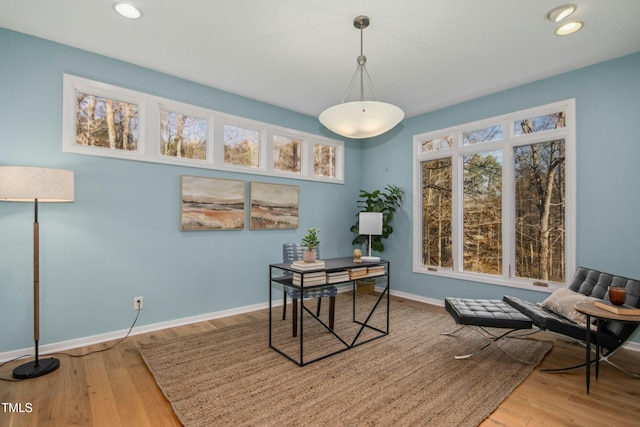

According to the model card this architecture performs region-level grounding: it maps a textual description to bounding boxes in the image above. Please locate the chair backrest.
[569,266,640,347]
[283,243,320,262]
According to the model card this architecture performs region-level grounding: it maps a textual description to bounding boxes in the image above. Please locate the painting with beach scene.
[250,182,299,229]
[180,176,245,230]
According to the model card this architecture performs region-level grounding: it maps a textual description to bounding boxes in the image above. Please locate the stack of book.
[327,270,350,284]
[594,300,640,316]
[291,260,325,271]
[349,267,369,280]
[292,271,326,286]
[367,265,386,277]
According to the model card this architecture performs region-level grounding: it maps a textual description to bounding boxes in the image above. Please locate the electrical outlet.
[134,296,143,310]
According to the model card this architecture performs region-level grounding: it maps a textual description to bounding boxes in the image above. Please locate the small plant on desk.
[301,227,320,262]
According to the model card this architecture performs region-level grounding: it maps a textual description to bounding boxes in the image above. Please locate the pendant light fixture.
[319,16,404,139]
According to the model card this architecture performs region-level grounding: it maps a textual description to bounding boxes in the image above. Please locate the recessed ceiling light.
[555,21,583,36]
[546,4,577,22]
[114,3,142,19]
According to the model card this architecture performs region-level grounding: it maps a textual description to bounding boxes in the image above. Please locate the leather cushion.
[445,297,532,329]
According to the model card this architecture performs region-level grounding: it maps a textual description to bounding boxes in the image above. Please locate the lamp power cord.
[0,305,141,382]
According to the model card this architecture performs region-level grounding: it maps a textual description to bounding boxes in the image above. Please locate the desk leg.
[299,297,304,366]
[595,318,601,380]
[352,280,356,322]
[269,268,272,348]
[585,313,591,394]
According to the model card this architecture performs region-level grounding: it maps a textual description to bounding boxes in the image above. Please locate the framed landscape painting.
[249,182,299,229]
[180,176,245,230]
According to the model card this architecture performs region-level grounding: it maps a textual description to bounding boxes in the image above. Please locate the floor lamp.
[0,166,74,379]
[359,212,383,262]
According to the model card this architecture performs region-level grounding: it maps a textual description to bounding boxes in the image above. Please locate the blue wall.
[0,29,363,353]
[1,26,639,354]
[364,52,640,306]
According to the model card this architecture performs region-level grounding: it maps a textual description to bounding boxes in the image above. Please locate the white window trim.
[412,99,576,292]
[62,74,344,184]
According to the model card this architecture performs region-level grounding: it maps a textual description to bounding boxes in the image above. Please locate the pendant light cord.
[338,17,382,105]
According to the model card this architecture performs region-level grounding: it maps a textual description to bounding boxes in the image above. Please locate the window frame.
[63,74,344,184]
[412,99,576,291]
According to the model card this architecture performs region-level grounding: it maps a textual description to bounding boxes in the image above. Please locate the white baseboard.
[0,301,276,363]
[2,289,638,362]
[388,288,445,307]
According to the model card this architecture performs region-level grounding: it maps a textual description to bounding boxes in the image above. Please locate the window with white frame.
[413,100,576,289]
[273,134,301,174]
[62,74,344,183]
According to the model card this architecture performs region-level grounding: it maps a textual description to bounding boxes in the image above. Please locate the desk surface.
[574,300,640,322]
[271,256,388,272]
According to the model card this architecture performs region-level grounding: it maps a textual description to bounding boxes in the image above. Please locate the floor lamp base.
[13,357,60,379]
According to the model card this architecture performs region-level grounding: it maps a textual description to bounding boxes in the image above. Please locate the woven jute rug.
[139,297,551,427]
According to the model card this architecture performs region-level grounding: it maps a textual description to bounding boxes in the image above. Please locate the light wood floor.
[1,295,639,427]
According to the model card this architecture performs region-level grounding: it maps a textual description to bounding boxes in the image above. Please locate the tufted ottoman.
[443,297,535,362]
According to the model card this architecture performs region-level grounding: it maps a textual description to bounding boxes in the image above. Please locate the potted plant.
[301,227,320,262]
[350,184,404,252]
[350,185,404,294]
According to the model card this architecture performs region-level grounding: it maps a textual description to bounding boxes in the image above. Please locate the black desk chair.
[282,243,337,337]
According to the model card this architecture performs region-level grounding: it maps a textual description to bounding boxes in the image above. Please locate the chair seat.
[284,284,338,300]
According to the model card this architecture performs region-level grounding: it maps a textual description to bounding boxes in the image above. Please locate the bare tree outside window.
[463,125,503,146]
[75,92,138,151]
[273,135,301,173]
[463,151,502,274]
[421,158,452,268]
[514,112,566,282]
[422,136,453,153]
[313,143,336,177]
[415,103,572,286]
[160,110,207,161]
[224,125,259,168]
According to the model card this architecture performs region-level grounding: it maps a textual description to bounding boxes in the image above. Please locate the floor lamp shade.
[359,212,383,262]
[0,165,74,379]
[0,166,74,202]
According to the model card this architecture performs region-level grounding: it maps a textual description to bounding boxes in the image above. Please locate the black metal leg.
[585,313,591,394]
[316,297,322,316]
[299,296,304,365]
[292,298,298,337]
[352,280,356,322]
[269,267,273,348]
[595,318,601,380]
[283,291,287,320]
[329,296,335,330]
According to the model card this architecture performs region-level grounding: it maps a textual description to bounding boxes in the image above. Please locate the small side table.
[574,300,640,393]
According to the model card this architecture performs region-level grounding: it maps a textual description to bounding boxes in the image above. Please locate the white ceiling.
[1,1,639,119]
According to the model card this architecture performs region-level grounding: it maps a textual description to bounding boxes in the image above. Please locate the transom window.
[413,100,576,289]
[63,74,344,184]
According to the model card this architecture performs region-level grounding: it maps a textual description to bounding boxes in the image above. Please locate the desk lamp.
[0,166,74,379]
[359,212,382,262]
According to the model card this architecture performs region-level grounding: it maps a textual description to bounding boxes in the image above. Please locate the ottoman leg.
[441,325,465,336]
[449,326,538,364]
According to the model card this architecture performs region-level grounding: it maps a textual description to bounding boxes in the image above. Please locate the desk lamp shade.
[359,212,382,262]
[0,165,74,379]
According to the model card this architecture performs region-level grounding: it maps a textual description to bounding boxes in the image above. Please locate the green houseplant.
[350,185,404,253]
[301,227,320,262]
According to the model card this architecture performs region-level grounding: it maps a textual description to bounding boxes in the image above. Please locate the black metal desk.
[269,257,390,366]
